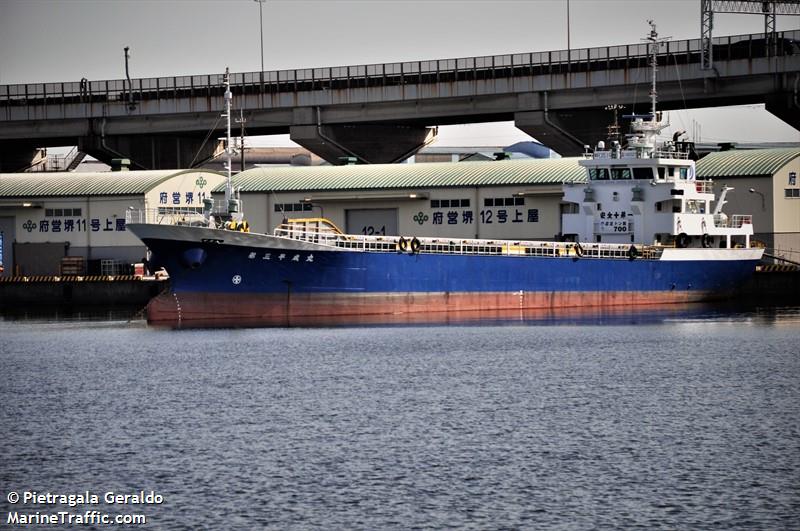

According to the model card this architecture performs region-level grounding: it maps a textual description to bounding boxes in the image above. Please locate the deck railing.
[1,30,796,110]
[274,224,664,260]
[587,147,691,161]
[652,150,690,159]
[125,200,239,226]
[714,214,753,228]
[126,207,206,226]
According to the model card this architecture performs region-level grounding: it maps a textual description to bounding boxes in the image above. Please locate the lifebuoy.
[574,242,584,258]
[676,233,690,248]
[701,234,712,248]
[410,237,421,254]
[398,236,408,252]
[627,244,638,260]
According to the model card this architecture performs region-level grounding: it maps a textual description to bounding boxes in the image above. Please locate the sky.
[1,0,798,149]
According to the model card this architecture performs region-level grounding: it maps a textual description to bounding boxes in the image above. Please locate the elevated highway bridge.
[0,30,798,170]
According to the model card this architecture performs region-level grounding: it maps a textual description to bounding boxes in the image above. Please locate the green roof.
[0,169,224,198]
[696,147,800,178]
[219,158,587,193]
[3,148,794,199]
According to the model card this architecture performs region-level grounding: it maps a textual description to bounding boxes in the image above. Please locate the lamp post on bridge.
[254,0,266,77]
[123,46,135,111]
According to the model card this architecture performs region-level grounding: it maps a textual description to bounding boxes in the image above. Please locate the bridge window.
[657,167,666,180]
[679,167,689,179]
[610,168,632,180]
[633,168,652,180]
[589,168,610,180]
[686,200,703,213]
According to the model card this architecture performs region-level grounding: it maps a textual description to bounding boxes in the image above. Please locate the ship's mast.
[647,20,658,123]
[223,67,233,212]
[625,21,670,156]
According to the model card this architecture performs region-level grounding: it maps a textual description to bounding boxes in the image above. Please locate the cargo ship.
[127,25,764,327]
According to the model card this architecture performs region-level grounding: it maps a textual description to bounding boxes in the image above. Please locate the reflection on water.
[0,305,145,324]
[2,302,799,328]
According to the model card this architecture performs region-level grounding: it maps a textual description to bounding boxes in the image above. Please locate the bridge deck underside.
[1,30,797,165]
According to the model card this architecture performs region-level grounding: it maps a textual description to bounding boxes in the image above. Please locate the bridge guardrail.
[0,30,796,111]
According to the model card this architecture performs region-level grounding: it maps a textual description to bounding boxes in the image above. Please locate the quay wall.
[0,278,166,308]
[735,270,800,303]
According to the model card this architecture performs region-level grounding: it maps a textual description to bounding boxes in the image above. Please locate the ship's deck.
[273,223,664,260]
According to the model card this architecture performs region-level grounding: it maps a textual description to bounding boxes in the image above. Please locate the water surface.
[1,306,798,529]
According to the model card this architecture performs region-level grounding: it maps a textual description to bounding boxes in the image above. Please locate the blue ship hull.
[131,225,762,327]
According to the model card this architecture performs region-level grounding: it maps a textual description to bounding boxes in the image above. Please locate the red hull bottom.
[146,290,720,328]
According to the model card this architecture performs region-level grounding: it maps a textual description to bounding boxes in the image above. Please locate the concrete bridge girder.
[515,109,611,157]
[0,141,46,172]
[289,124,438,165]
[79,134,224,170]
[765,92,800,131]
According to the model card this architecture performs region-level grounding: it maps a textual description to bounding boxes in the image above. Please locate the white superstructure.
[562,22,755,250]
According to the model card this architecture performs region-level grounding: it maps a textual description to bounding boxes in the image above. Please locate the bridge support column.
[765,93,800,131]
[289,124,437,164]
[79,134,224,170]
[515,109,610,156]
[0,141,46,172]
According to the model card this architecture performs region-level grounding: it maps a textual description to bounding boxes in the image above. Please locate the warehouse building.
[1,148,797,276]
[221,158,585,242]
[695,147,800,259]
[0,169,225,276]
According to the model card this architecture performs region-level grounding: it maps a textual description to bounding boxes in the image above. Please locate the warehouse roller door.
[345,208,398,236]
[13,242,68,276]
